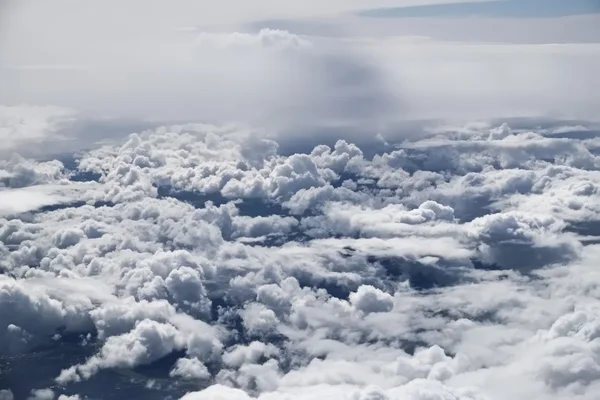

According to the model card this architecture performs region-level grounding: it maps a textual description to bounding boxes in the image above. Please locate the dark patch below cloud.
[1,335,201,400]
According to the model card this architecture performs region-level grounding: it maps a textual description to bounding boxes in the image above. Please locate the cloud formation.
[2,2,600,398]
[1,117,600,399]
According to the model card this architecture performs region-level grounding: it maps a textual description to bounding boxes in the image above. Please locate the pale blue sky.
[360,0,600,18]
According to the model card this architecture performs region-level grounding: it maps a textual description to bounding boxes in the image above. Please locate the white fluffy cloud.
[2,60,600,400]
[2,0,600,398]
[27,389,55,400]
[197,29,311,51]
[57,319,186,383]
[349,285,394,314]
[170,357,211,380]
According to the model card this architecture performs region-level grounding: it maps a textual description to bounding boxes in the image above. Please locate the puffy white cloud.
[223,341,280,369]
[3,2,600,400]
[89,298,178,339]
[241,303,280,336]
[170,357,211,380]
[539,308,600,389]
[197,29,312,51]
[165,266,208,304]
[0,154,66,189]
[27,389,54,400]
[57,319,186,383]
[468,211,582,269]
[1,119,600,400]
[349,285,394,314]
[181,378,485,400]
[301,200,456,239]
[0,277,93,354]
[180,385,251,400]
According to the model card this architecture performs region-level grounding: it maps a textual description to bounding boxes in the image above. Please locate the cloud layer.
[1,117,600,399]
[3,2,600,398]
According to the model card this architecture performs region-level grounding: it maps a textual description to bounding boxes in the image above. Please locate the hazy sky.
[360,0,600,18]
[1,0,599,148]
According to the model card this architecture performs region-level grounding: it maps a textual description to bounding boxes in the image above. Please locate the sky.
[359,0,600,18]
[1,0,600,145]
[1,2,600,400]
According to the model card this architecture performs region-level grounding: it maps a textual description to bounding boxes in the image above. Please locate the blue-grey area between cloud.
[359,0,600,18]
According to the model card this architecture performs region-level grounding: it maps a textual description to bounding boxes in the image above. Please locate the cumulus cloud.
[170,357,211,380]
[468,211,582,270]
[57,319,186,383]
[349,285,394,314]
[3,1,600,399]
[197,29,312,50]
[180,379,485,400]
[0,277,93,354]
[2,65,600,400]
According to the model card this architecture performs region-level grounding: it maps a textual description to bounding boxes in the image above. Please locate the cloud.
[180,378,486,400]
[4,6,599,155]
[2,110,600,399]
[197,29,312,50]
[2,1,600,399]
[467,211,582,270]
[57,319,186,383]
[349,285,394,314]
[0,277,93,354]
[0,391,13,400]
[170,357,211,380]
[1,25,401,140]
[0,184,86,217]
[27,389,54,400]
[0,106,77,157]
